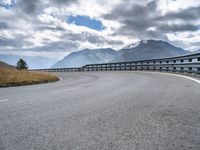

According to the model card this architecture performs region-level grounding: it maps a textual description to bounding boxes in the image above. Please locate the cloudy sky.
[0,0,200,60]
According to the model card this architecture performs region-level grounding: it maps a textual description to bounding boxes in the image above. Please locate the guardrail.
[32,53,200,75]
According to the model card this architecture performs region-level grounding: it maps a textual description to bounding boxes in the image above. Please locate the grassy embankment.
[0,68,59,87]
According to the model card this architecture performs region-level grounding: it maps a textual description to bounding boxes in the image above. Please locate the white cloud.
[0,0,200,60]
[157,0,200,14]
[0,0,14,5]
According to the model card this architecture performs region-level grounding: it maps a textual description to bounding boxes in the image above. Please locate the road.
[0,71,200,150]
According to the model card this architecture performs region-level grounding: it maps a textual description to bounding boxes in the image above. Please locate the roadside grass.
[0,68,59,87]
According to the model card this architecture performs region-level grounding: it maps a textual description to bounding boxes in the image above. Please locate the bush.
[16,59,28,70]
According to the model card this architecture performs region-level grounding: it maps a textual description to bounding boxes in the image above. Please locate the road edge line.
[59,78,64,81]
[156,72,200,84]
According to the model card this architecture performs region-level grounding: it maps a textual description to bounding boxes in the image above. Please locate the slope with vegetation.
[0,68,59,87]
[0,61,15,68]
[0,60,58,87]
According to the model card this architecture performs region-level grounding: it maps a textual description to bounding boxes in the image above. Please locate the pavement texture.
[0,71,200,150]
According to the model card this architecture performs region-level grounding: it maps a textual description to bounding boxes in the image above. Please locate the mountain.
[122,41,141,49]
[52,48,118,68]
[112,40,189,62]
[0,54,58,69]
[0,61,15,68]
[194,49,200,53]
[51,39,190,68]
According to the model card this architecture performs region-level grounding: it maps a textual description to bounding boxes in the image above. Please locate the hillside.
[0,68,58,87]
[112,40,189,62]
[194,49,200,53]
[52,48,118,68]
[0,61,15,68]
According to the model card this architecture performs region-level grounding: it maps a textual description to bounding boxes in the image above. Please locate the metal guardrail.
[32,53,200,75]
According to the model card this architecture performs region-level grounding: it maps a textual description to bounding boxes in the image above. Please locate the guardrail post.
[197,67,200,75]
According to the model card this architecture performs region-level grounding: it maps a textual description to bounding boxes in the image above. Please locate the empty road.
[0,71,200,150]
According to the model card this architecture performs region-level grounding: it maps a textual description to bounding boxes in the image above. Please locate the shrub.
[16,59,28,70]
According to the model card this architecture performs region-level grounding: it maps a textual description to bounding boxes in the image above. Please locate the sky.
[0,0,200,60]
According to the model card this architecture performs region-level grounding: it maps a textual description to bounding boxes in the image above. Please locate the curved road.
[0,71,200,150]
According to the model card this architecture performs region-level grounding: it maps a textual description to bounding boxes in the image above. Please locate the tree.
[16,59,28,70]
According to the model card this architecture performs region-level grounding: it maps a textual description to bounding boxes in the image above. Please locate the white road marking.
[157,72,200,85]
[0,99,9,103]
[59,78,64,81]
[170,74,200,84]
[52,87,82,94]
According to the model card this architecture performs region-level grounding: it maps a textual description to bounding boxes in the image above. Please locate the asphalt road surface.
[0,71,200,150]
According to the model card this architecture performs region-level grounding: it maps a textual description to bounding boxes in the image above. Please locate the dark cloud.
[0,38,22,48]
[16,0,78,15]
[106,40,124,46]
[191,42,200,47]
[157,6,200,21]
[37,26,65,31]
[105,0,158,21]
[50,0,78,5]
[18,0,41,14]
[0,33,31,48]
[104,1,200,40]
[61,31,124,47]
[26,41,78,52]
[0,21,9,29]
[157,24,199,32]
[104,1,159,38]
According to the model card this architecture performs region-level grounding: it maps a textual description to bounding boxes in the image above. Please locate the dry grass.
[0,68,59,87]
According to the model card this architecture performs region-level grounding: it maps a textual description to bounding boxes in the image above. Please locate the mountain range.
[52,40,190,68]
